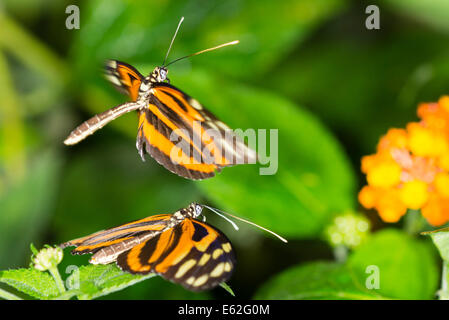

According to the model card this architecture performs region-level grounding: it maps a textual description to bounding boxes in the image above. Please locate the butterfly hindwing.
[137,108,220,180]
[116,218,236,291]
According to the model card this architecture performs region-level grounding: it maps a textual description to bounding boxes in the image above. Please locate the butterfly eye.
[195,204,203,217]
[160,69,167,80]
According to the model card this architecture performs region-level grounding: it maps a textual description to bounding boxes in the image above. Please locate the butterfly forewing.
[116,218,235,291]
[61,214,172,264]
[64,101,144,146]
[104,60,143,100]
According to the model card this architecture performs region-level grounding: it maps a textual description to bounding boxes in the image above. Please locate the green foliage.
[424,228,449,261]
[0,263,156,300]
[254,262,387,300]
[0,268,60,300]
[423,227,449,300]
[65,264,156,300]
[348,229,439,300]
[256,229,439,300]
[0,246,232,300]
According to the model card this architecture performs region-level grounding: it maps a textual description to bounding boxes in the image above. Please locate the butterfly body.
[61,203,236,291]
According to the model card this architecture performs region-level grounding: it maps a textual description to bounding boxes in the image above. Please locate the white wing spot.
[190,99,203,110]
[106,74,122,87]
[175,259,197,279]
[210,263,225,278]
[212,249,223,259]
[222,243,232,253]
[193,274,209,287]
[198,253,211,266]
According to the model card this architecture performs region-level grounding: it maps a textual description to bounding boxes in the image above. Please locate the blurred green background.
[0,0,449,299]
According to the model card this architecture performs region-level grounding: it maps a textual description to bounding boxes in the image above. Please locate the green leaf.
[348,229,439,300]
[219,282,235,297]
[0,268,59,299]
[422,227,449,261]
[65,264,155,300]
[176,70,355,237]
[254,261,387,300]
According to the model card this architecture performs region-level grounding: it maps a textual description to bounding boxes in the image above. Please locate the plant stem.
[334,245,348,263]
[438,261,449,300]
[48,266,66,295]
[404,209,424,235]
[0,287,22,300]
[0,51,26,185]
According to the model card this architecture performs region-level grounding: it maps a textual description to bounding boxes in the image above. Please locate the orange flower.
[359,96,449,226]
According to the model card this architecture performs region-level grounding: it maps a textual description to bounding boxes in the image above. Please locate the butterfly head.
[150,66,168,83]
[186,202,203,218]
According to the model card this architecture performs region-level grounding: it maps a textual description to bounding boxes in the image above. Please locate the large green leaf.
[254,261,387,299]
[348,229,439,300]
[422,227,449,261]
[0,268,59,300]
[175,69,356,237]
[71,0,347,83]
[65,264,155,300]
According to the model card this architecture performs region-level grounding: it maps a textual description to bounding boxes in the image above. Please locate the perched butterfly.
[64,17,256,180]
[60,203,287,292]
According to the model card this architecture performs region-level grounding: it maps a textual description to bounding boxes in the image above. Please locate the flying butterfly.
[60,203,287,292]
[64,17,257,180]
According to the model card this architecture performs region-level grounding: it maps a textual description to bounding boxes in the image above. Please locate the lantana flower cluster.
[359,96,449,226]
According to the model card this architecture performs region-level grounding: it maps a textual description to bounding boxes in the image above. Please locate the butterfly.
[60,203,287,292]
[64,17,256,180]
[61,203,235,291]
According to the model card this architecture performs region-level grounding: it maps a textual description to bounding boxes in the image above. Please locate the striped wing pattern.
[104,60,143,100]
[117,218,236,291]
[60,214,172,265]
[136,83,257,180]
[61,210,236,291]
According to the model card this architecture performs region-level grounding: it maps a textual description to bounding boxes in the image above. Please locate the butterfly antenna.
[163,16,185,66]
[203,205,288,243]
[204,206,239,231]
[165,40,239,67]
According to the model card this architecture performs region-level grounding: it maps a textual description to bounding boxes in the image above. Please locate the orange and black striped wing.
[104,60,144,101]
[136,83,257,180]
[117,218,236,291]
[60,214,172,265]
